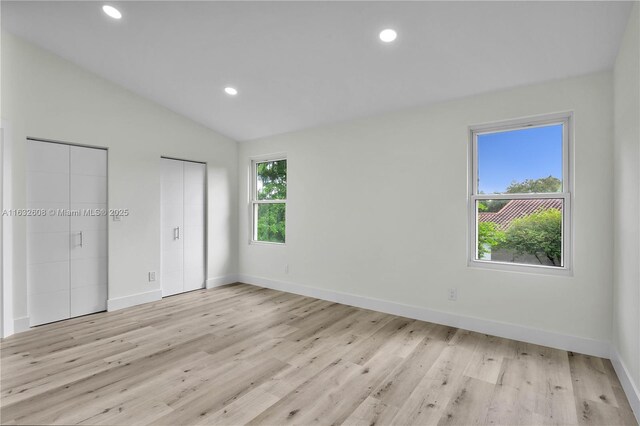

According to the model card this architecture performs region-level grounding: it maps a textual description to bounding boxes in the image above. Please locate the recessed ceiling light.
[224,87,238,96]
[102,5,122,20]
[379,29,397,43]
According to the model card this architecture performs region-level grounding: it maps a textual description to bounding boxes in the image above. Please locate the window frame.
[250,155,287,245]
[468,112,573,275]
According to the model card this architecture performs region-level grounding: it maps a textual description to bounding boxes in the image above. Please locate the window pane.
[477,124,563,194]
[256,160,287,200]
[476,198,563,267]
[254,203,286,243]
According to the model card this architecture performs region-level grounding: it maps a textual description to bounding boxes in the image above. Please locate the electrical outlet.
[149,271,156,282]
[448,288,457,301]
[285,264,289,274]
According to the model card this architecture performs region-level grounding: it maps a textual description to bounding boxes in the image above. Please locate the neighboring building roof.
[478,198,563,230]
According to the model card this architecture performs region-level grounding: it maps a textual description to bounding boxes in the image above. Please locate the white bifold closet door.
[27,140,107,326]
[161,158,205,297]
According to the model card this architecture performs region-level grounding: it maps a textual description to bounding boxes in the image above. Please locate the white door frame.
[1,120,15,338]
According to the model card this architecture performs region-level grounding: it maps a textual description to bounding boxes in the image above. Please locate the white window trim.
[250,154,287,246]
[467,112,573,276]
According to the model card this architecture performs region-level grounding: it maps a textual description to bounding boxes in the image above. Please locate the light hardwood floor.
[0,283,636,425]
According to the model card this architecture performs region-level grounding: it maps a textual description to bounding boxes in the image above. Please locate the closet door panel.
[162,159,184,200]
[70,203,108,232]
[29,261,70,325]
[161,201,184,296]
[184,226,205,291]
[184,203,204,228]
[162,240,184,296]
[70,146,108,316]
[70,176,107,204]
[30,291,70,326]
[27,202,70,234]
[161,159,185,296]
[162,269,184,297]
[27,141,71,326]
[184,162,205,206]
[183,162,205,292]
[28,140,70,173]
[71,284,108,317]
[27,172,69,204]
[71,146,107,176]
[70,257,107,317]
[161,202,183,230]
[28,262,69,295]
[28,232,70,264]
[70,230,108,260]
[71,257,107,289]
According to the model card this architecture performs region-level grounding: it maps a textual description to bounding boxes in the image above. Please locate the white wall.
[1,32,238,328]
[613,2,640,414]
[239,72,614,348]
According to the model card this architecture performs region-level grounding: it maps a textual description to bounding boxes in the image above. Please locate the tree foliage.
[477,222,506,258]
[256,160,287,200]
[256,203,286,243]
[503,208,562,265]
[506,175,561,194]
[481,199,509,213]
[256,160,287,243]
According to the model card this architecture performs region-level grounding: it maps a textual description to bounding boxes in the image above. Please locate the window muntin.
[470,115,571,272]
[252,158,286,244]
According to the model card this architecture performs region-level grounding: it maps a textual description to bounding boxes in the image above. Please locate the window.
[252,158,287,244]
[469,113,571,272]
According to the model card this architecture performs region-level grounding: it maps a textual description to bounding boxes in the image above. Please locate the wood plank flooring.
[1,283,636,425]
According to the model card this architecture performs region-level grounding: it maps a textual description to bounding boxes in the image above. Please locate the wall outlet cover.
[448,288,458,301]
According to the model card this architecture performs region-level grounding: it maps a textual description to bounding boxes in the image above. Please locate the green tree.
[506,175,561,194]
[481,199,509,213]
[256,160,287,243]
[502,208,562,265]
[256,160,287,200]
[477,222,506,258]
[256,204,286,243]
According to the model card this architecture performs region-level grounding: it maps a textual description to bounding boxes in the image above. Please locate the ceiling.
[2,1,633,141]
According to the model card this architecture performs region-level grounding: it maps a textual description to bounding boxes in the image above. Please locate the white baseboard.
[237,274,610,358]
[206,274,239,289]
[107,276,238,312]
[107,289,162,311]
[611,347,640,423]
[13,316,30,333]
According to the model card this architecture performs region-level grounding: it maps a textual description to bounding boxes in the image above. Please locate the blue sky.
[477,124,563,193]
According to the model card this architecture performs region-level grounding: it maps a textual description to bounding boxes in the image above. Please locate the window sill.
[468,259,573,277]
[249,240,286,247]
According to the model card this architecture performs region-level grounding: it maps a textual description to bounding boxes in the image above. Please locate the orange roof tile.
[478,198,563,230]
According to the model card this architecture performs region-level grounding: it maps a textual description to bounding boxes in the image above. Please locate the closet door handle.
[174,227,181,240]
[177,226,181,240]
[79,231,84,248]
